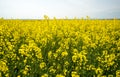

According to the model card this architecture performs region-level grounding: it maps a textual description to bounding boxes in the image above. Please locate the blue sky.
[0,0,120,19]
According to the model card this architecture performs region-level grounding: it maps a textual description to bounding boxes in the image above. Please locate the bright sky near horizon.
[0,0,120,19]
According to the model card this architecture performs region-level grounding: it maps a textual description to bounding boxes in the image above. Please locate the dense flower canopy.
[0,18,120,77]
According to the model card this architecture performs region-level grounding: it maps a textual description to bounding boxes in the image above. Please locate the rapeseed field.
[0,17,120,77]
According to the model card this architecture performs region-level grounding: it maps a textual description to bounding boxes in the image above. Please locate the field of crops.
[0,17,120,77]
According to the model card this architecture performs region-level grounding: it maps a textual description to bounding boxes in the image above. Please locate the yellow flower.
[56,74,65,77]
[61,51,68,57]
[63,69,67,75]
[40,62,46,69]
[91,43,96,48]
[73,49,78,55]
[116,70,120,76]
[48,51,52,59]
[23,70,27,75]
[64,61,69,66]
[0,61,8,72]
[71,71,79,77]
[36,52,43,59]
[95,67,103,75]
[41,74,48,77]
[72,55,78,62]
[49,66,56,73]
[24,59,27,64]
[53,53,58,59]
